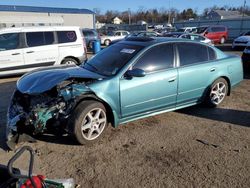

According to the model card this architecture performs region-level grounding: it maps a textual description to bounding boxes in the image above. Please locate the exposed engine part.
[7,81,92,148]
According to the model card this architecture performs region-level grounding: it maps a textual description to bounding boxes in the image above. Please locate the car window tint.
[26,32,54,47]
[177,43,209,66]
[115,32,121,36]
[208,47,217,60]
[26,32,44,47]
[133,44,174,73]
[44,32,54,45]
[57,31,77,43]
[122,32,128,36]
[0,33,19,51]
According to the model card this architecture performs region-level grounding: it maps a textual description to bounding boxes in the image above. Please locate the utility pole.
[168,0,171,24]
[240,0,246,34]
[128,8,131,25]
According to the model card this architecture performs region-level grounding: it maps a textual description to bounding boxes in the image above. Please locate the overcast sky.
[0,0,248,13]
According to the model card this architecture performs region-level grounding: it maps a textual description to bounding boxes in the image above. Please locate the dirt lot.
[0,45,250,187]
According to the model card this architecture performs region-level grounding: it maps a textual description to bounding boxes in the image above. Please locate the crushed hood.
[17,65,105,94]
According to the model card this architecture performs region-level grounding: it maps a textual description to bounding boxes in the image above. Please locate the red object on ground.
[20,175,45,188]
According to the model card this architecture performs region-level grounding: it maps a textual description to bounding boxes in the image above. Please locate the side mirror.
[125,68,146,78]
[204,31,208,35]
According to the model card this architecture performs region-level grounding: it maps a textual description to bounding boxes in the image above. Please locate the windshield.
[107,31,115,36]
[196,27,208,34]
[244,31,250,36]
[82,43,144,76]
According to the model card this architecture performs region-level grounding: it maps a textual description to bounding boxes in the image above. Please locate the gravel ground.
[0,45,249,187]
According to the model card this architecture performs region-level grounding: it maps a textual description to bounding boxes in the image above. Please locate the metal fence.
[174,17,250,40]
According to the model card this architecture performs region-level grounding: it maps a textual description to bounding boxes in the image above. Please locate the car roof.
[0,26,81,33]
[119,37,202,47]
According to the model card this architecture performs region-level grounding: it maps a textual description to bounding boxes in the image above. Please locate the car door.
[176,42,217,106]
[0,33,24,71]
[23,31,58,67]
[120,43,178,118]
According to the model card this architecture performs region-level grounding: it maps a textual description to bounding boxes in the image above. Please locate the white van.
[0,26,87,76]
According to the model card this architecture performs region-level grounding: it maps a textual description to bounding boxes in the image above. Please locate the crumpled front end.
[6,81,91,149]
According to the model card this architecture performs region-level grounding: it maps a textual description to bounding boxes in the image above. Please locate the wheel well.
[221,76,231,96]
[74,95,115,127]
[61,56,80,64]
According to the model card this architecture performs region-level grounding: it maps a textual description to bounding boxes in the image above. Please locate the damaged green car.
[6,38,243,149]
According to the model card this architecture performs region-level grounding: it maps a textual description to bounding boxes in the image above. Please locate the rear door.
[0,33,24,71]
[23,31,58,67]
[176,42,217,106]
[120,43,178,117]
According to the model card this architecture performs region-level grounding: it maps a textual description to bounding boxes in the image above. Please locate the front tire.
[205,78,228,107]
[69,100,107,145]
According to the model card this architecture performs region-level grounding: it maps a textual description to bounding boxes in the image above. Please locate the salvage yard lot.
[0,44,250,187]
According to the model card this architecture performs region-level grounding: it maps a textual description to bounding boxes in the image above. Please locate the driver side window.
[133,44,174,73]
[0,33,20,51]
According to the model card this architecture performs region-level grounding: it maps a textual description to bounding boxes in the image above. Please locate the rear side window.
[208,47,217,60]
[133,44,174,73]
[0,33,19,51]
[177,43,209,66]
[26,32,54,47]
[57,31,77,43]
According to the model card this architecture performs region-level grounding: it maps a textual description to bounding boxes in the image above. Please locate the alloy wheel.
[210,82,227,105]
[80,108,107,140]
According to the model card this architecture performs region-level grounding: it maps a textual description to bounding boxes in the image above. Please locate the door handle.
[168,76,177,82]
[210,67,216,72]
[12,53,20,55]
[26,51,34,54]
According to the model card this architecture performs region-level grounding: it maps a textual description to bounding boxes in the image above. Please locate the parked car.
[177,27,197,33]
[0,26,86,76]
[163,32,213,45]
[101,30,130,46]
[110,31,161,45]
[6,37,243,147]
[196,25,228,44]
[242,46,250,71]
[136,31,161,37]
[232,31,250,50]
[81,28,101,49]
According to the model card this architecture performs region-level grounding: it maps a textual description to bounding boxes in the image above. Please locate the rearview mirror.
[125,68,146,78]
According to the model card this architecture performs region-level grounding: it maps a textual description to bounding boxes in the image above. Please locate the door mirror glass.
[125,68,146,78]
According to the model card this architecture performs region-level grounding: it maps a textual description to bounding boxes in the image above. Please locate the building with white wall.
[0,5,95,29]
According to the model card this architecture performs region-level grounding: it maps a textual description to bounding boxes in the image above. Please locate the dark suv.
[81,29,101,49]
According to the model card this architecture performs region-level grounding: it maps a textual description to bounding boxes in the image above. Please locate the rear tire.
[69,100,107,145]
[61,58,78,65]
[205,78,228,107]
[220,37,225,44]
[104,39,111,46]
